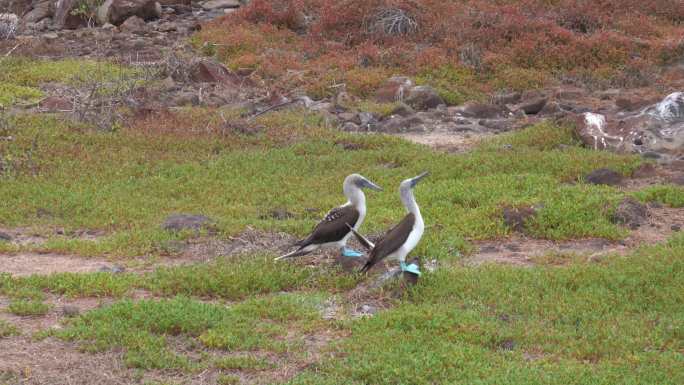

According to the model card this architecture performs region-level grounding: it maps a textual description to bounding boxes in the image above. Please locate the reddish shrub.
[196,0,684,97]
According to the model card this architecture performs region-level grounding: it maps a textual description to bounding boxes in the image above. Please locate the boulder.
[53,0,75,28]
[574,112,628,151]
[653,92,684,122]
[0,231,11,241]
[451,102,510,119]
[404,86,444,111]
[374,76,413,103]
[98,0,161,25]
[585,168,623,186]
[201,0,241,11]
[389,102,414,117]
[189,60,241,84]
[517,97,547,115]
[119,14,146,33]
[22,1,53,23]
[492,91,521,105]
[611,197,648,229]
[502,205,538,233]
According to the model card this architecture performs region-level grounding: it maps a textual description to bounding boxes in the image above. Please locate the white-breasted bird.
[348,171,428,275]
[275,174,382,261]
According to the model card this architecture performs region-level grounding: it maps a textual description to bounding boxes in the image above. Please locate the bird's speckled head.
[344,174,383,191]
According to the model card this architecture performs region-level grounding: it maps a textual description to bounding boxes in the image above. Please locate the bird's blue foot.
[400,261,421,276]
[341,248,363,258]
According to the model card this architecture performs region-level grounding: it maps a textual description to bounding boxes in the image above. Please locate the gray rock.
[492,92,521,105]
[359,304,377,315]
[612,198,648,229]
[62,305,80,317]
[99,0,161,25]
[518,97,548,115]
[405,86,444,111]
[156,21,177,32]
[389,102,414,117]
[341,121,359,131]
[358,111,377,128]
[337,112,357,122]
[201,0,241,10]
[377,115,425,133]
[0,231,11,241]
[162,214,213,232]
[22,1,53,23]
[119,15,146,33]
[451,102,510,119]
[502,206,537,233]
[585,168,623,186]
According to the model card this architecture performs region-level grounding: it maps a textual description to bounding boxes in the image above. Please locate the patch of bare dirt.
[0,337,130,385]
[0,253,117,277]
[465,206,684,266]
[178,228,297,263]
[622,162,684,191]
[397,131,492,153]
[0,227,107,247]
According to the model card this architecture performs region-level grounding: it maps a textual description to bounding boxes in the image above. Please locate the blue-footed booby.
[348,172,428,275]
[275,174,382,261]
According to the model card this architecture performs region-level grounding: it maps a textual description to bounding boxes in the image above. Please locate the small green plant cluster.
[0,319,19,338]
[51,294,322,369]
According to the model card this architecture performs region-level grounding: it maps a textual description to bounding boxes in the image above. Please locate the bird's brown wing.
[362,213,415,271]
[299,205,360,246]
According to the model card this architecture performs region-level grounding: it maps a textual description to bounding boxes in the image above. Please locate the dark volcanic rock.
[162,214,213,232]
[492,92,521,105]
[612,197,648,229]
[502,206,538,233]
[518,97,547,115]
[404,86,444,111]
[585,168,623,186]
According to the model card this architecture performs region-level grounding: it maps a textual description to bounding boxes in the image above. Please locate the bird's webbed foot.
[341,247,364,258]
[400,261,422,276]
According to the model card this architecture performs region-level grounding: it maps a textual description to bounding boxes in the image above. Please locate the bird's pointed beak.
[363,178,383,191]
[409,171,429,188]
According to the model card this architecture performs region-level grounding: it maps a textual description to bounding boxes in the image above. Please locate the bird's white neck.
[400,187,421,218]
[343,182,366,209]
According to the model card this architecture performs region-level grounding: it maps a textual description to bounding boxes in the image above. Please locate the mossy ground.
[1,54,683,383]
